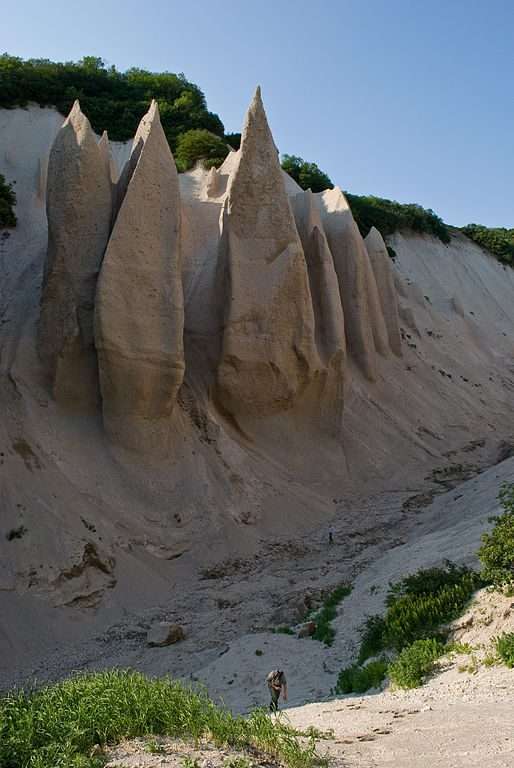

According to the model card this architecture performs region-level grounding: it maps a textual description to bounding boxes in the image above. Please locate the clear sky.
[6,0,513,227]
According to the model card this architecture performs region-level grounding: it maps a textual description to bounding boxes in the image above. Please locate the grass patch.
[310,584,352,646]
[388,638,444,688]
[273,626,295,636]
[334,659,388,695]
[360,563,481,660]
[336,563,481,693]
[495,632,514,668]
[0,670,324,768]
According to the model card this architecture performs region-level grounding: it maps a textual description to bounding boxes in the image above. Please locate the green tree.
[0,53,225,152]
[461,224,514,265]
[346,193,450,244]
[0,173,16,228]
[281,154,333,192]
[175,129,230,171]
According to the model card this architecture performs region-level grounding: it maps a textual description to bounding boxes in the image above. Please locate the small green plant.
[310,584,352,646]
[146,738,165,754]
[255,649,263,656]
[478,483,514,589]
[495,632,514,667]
[274,626,295,636]
[223,757,252,768]
[182,757,201,768]
[483,652,499,667]
[446,641,473,655]
[0,173,16,228]
[457,654,479,675]
[461,224,514,266]
[388,638,444,688]
[335,659,389,694]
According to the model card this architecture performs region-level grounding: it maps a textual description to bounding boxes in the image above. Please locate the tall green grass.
[310,584,352,646]
[336,563,481,693]
[0,670,323,768]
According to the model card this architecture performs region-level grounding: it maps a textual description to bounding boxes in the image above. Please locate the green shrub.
[334,659,388,694]
[345,192,451,244]
[388,638,444,688]
[0,54,225,153]
[478,483,514,589]
[281,155,333,193]
[0,173,16,228]
[495,632,514,668]
[359,564,480,662]
[175,129,230,171]
[310,584,352,646]
[0,670,322,768]
[461,224,514,266]
[358,615,387,664]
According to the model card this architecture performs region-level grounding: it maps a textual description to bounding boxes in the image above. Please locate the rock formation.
[216,87,320,417]
[38,100,112,407]
[94,101,185,451]
[318,187,377,380]
[291,190,346,372]
[365,226,402,356]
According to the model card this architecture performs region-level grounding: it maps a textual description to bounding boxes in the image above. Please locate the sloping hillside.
[0,103,513,689]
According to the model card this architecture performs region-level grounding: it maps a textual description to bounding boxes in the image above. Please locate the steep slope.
[0,100,513,686]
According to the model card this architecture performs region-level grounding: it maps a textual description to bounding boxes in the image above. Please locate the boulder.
[297,620,317,638]
[147,622,185,647]
[217,87,320,417]
[95,101,185,451]
[365,226,403,356]
[38,101,112,407]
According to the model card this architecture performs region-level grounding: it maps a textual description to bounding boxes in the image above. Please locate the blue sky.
[6,0,514,227]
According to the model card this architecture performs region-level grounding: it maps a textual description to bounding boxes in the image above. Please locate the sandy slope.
[0,105,513,699]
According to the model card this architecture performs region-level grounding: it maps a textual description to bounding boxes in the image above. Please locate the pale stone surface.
[147,623,185,647]
[216,88,320,417]
[291,190,346,371]
[318,187,377,380]
[95,101,185,450]
[365,226,403,356]
[38,101,112,407]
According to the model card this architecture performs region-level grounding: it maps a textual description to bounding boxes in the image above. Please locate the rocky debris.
[216,87,320,418]
[38,100,112,407]
[95,101,185,451]
[147,622,185,647]
[318,187,377,380]
[365,226,403,357]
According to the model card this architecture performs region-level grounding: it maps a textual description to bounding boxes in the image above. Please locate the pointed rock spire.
[216,88,320,419]
[291,190,346,369]
[38,100,112,407]
[318,187,377,380]
[365,227,403,356]
[95,100,185,452]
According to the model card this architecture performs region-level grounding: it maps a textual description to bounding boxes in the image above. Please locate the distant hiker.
[328,525,334,545]
[266,669,287,712]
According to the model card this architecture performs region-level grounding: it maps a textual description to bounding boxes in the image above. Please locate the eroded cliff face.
[95,101,185,452]
[38,101,112,407]
[2,93,514,645]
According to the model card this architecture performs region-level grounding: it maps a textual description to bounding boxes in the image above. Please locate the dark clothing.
[266,670,286,712]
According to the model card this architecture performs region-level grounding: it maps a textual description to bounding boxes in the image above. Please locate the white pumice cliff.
[0,92,513,691]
